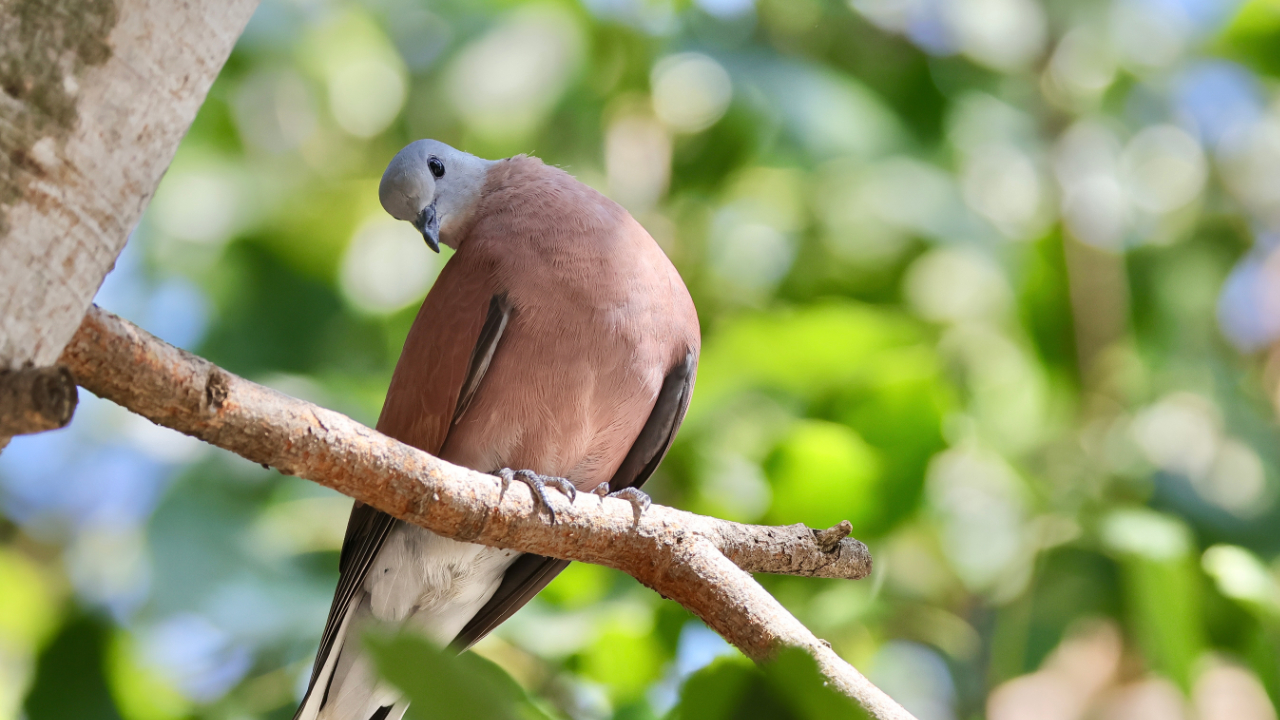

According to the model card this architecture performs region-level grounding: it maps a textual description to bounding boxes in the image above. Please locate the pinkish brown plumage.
[296,144,700,720]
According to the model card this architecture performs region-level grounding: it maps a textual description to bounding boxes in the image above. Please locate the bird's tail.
[294,602,407,720]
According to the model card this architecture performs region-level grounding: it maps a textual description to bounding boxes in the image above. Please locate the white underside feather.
[307,524,519,720]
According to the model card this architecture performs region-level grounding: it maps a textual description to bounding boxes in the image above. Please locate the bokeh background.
[6,0,1280,717]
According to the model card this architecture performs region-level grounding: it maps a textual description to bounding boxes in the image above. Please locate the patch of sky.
[1172,60,1264,148]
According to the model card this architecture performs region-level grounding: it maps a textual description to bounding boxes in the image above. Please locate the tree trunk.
[0,0,259,370]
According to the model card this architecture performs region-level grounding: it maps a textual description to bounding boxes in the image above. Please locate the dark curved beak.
[414,202,440,253]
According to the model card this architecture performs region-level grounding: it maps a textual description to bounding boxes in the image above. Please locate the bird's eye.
[428,157,445,179]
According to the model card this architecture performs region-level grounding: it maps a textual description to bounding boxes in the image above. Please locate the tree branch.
[59,304,916,720]
[0,365,78,436]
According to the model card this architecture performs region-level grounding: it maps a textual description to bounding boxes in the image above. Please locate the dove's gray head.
[379,140,495,252]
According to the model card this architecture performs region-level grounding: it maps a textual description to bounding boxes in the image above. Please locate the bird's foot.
[591,483,651,518]
[497,468,576,523]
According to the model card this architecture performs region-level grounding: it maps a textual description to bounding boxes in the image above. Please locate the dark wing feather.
[451,350,698,651]
[602,350,698,496]
[297,293,512,704]
[454,294,512,424]
[304,502,397,683]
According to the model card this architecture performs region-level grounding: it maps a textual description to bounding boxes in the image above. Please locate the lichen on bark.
[0,0,120,232]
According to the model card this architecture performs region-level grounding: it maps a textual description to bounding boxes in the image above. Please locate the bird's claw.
[611,487,652,515]
[496,468,576,523]
[592,483,650,518]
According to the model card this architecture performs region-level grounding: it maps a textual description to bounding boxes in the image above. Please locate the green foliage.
[580,622,665,701]
[691,302,929,416]
[0,549,60,653]
[24,614,124,720]
[107,631,191,720]
[366,632,555,720]
[1217,0,1280,76]
[765,419,883,532]
[1103,509,1206,690]
[669,649,867,720]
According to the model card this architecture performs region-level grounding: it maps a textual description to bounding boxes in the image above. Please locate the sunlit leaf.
[689,301,930,422]
[764,420,882,532]
[1218,0,1280,76]
[0,548,60,653]
[539,561,613,609]
[1102,509,1205,690]
[581,621,664,701]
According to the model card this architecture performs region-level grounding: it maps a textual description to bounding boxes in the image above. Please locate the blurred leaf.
[762,648,868,720]
[366,630,553,720]
[670,656,757,720]
[24,613,124,720]
[0,548,60,652]
[1102,509,1206,690]
[1016,232,1077,379]
[830,16,949,144]
[147,464,269,618]
[259,179,382,283]
[669,648,866,720]
[764,420,882,532]
[828,350,951,535]
[106,631,191,720]
[1123,557,1205,690]
[539,561,612,609]
[182,89,243,156]
[201,242,359,375]
[581,622,664,701]
[736,57,905,161]
[1004,548,1123,681]
[689,301,929,422]
[1218,0,1280,77]
[670,104,761,195]
[693,302,950,535]
[1245,625,1280,710]
[1202,544,1280,616]
[653,603,696,660]
[298,6,405,84]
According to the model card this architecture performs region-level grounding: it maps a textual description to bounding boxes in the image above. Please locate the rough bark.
[0,0,260,370]
[60,304,916,720]
[0,365,77,436]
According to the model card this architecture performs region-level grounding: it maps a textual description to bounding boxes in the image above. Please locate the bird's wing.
[453,293,512,424]
[451,350,698,650]
[300,264,505,696]
[305,501,395,687]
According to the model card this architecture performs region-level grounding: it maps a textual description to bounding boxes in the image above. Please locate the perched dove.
[294,140,700,720]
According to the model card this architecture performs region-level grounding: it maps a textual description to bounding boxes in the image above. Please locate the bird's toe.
[541,474,577,502]
[496,467,516,493]
[609,487,651,516]
[499,468,576,522]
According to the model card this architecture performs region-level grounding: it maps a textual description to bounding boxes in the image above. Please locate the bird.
[293,139,700,720]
